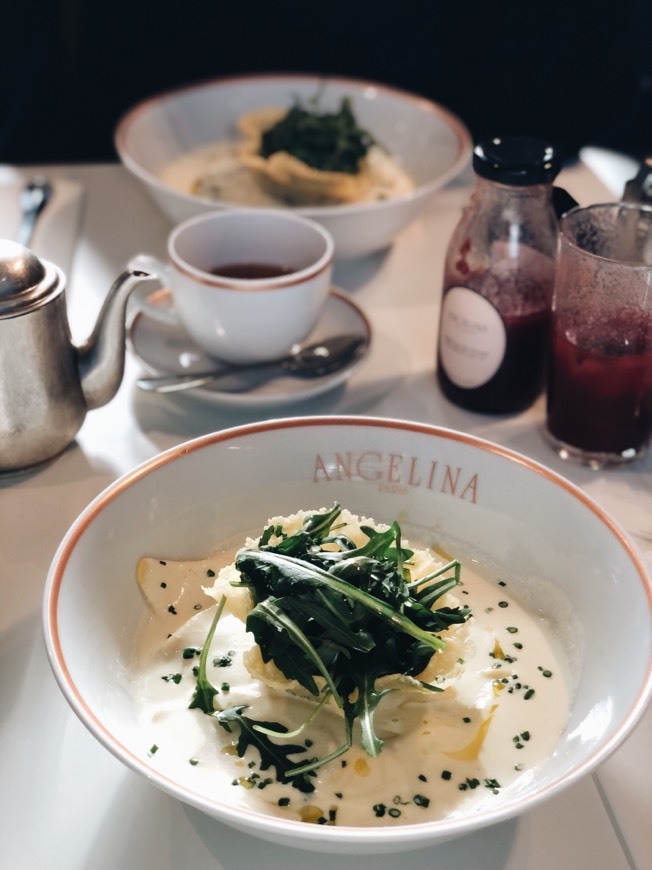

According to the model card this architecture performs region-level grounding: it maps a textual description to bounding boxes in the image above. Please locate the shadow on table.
[73,768,516,870]
[333,247,390,292]
[128,366,406,442]
[0,432,130,492]
[185,803,519,870]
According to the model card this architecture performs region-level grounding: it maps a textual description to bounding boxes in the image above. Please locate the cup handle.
[128,253,179,325]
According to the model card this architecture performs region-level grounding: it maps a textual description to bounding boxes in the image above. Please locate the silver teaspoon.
[17,176,53,247]
[136,333,368,393]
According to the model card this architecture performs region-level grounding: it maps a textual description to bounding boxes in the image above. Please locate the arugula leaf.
[303,502,343,538]
[346,671,392,757]
[188,597,316,792]
[188,595,226,713]
[191,505,471,789]
[240,549,451,651]
[247,598,343,703]
[216,706,315,793]
[235,506,471,777]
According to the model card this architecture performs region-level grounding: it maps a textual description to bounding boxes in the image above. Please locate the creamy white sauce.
[130,511,570,827]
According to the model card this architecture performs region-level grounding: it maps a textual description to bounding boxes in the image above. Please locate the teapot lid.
[0,240,61,317]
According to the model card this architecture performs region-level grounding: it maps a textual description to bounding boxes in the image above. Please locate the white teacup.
[133,209,334,364]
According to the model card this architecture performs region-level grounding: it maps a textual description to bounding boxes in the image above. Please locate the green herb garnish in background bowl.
[259,98,376,174]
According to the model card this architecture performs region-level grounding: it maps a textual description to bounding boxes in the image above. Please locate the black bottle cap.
[473,136,561,185]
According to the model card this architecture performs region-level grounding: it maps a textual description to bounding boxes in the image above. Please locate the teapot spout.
[78,268,158,410]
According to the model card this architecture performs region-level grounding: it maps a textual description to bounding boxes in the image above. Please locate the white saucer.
[128,287,371,408]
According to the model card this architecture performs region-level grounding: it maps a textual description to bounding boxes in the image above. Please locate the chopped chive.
[213,655,233,667]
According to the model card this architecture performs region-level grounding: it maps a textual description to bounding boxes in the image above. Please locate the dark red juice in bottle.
[435,137,565,415]
[437,304,550,413]
[546,310,652,456]
[436,250,554,414]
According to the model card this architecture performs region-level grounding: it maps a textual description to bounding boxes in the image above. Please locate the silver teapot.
[0,241,156,472]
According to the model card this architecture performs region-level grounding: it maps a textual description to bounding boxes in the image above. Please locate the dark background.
[3,0,651,166]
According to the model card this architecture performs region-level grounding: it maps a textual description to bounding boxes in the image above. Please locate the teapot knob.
[0,240,60,317]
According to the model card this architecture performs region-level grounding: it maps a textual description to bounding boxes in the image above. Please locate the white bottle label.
[439,286,506,388]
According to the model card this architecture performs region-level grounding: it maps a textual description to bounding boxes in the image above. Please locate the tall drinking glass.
[545,203,652,468]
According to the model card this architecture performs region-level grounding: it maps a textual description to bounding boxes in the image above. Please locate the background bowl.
[43,417,652,855]
[114,74,472,258]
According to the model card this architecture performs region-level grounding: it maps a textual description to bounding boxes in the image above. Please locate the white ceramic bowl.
[43,417,652,855]
[114,74,472,258]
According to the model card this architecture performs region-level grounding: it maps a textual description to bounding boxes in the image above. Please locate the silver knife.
[17,176,52,247]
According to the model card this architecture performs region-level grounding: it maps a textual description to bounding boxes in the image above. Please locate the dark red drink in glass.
[544,203,652,467]
[546,310,652,459]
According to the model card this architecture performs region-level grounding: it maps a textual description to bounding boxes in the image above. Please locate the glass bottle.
[436,136,572,414]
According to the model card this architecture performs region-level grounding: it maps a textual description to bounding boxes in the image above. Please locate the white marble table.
[1,156,650,870]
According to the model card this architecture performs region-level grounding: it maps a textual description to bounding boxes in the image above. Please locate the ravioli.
[131,507,570,826]
[164,104,414,208]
